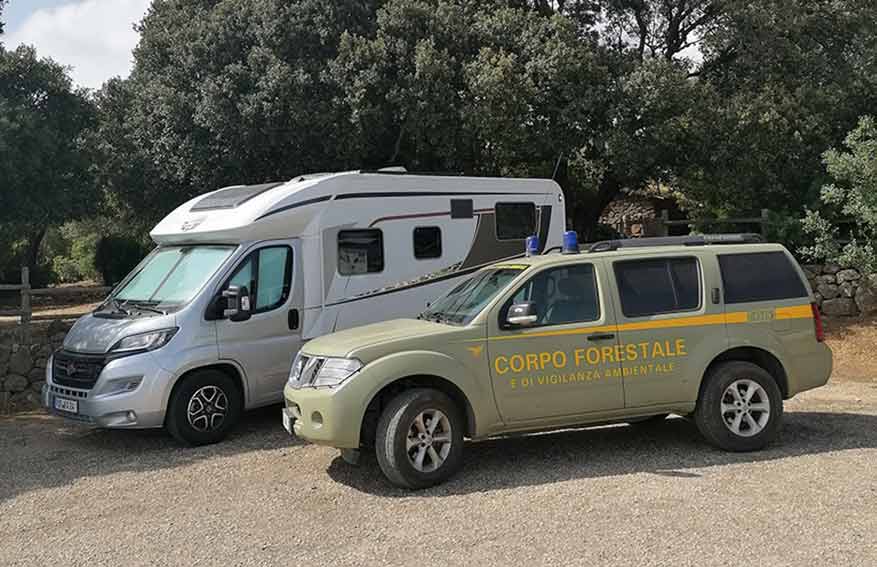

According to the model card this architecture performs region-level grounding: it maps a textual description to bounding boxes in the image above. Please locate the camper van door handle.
[288,309,300,331]
[586,333,615,341]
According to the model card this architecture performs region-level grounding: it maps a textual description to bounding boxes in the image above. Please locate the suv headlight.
[109,328,178,355]
[313,357,363,388]
[289,353,362,388]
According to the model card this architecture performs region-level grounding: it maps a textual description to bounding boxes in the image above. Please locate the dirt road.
[1,379,876,566]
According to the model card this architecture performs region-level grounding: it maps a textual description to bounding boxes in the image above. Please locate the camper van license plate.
[54,397,78,414]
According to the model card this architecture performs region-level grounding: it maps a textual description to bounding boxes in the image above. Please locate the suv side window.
[719,251,807,303]
[615,257,700,318]
[228,246,293,313]
[508,264,599,326]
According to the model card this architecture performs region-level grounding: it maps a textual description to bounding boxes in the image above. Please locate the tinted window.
[615,257,700,317]
[338,230,384,275]
[496,202,536,240]
[413,226,442,259]
[509,264,599,326]
[227,246,292,313]
[719,252,807,303]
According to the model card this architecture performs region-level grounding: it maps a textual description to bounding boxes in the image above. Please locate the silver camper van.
[43,170,566,444]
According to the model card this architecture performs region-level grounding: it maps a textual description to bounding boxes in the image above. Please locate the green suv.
[282,234,832,488]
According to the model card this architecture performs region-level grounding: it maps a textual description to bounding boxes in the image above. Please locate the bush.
[94,235,148,286]
[801,116,877,271]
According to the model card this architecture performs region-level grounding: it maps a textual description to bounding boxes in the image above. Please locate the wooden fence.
[657,209,770,238]
[0,267,111,343]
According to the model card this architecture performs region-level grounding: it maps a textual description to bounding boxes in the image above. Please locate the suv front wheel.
[375,388,464,489]
[695,361,783,452]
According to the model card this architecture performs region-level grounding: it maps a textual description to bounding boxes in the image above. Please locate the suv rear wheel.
[166,369,242,446]
[695,361,782,452]
[375,388,464,489]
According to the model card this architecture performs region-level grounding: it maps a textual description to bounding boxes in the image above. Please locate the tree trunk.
[571,174,623,241]
[24,225,47,274]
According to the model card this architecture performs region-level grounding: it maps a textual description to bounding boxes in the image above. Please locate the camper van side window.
[226,246,293,314]
[495,202,536,240]
[338,230,384,275]
[413,227,442,259]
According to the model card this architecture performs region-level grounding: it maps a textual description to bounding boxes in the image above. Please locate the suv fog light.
[311,411,323,428]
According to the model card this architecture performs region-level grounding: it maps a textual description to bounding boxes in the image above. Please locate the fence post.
[760,209,769,239]
[20,266,31,346]
[660,210,670,237]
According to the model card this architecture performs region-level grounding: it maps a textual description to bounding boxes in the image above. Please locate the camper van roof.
[150,170,561,245]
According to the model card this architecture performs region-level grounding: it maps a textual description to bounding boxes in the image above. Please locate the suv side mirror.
[506,301,538,327]
[223,285,252,322]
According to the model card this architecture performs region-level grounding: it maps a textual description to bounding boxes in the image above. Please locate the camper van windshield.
[419,267,525,325]
[111,245,236,309]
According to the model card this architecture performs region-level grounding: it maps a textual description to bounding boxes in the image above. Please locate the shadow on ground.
[326,410,877,497]
[0,404,299,503]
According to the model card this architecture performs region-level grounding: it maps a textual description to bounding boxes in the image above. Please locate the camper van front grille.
[52,350,107,390]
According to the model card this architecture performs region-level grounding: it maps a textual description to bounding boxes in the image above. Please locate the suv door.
[215,241,302,407]
[610,254,719,407]
[487,259,624,424]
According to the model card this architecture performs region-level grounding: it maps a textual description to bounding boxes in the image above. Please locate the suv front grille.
[52,350,107,390]
[289,355,325,388]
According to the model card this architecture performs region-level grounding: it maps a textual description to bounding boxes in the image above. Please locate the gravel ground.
[1,380,876,567]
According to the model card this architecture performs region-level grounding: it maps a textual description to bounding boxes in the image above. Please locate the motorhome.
[42,170,566,444]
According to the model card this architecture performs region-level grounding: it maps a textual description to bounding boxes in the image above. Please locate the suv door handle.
[586,333,615,341]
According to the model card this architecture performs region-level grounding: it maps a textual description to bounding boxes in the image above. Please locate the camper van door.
[216,239,302,406]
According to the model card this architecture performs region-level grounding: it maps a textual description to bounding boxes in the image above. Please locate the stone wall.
[802,264,877,317]
[0,319,73,413]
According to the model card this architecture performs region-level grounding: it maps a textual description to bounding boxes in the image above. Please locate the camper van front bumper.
[42,352,173,429]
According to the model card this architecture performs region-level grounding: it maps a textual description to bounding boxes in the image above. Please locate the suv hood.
[303,319,475,360]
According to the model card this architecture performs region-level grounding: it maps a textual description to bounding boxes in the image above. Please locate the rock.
[9,390,41,411]
[817,283,839,300]
[815,274,837,285]
[30,380,45,393]
[28,367,44,381]
[48,319,68,336]
[821,298,857,316]
[840,282,856,298]
[836,269,861,283]
[8,349,32,376]
[823,263,841,275]
[0,344,10,364]
[4,374,29,393]
[803,264,823,275]
[34,357,47,370]
[802,267,816,280]
[854,274,877,315]
[50,332,67,345]
[812,292,823,305]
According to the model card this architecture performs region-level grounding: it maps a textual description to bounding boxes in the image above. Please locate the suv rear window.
[718,252,807,303]
[615,257,700,318]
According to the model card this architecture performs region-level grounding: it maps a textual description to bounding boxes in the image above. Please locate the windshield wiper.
[126,301,167,316]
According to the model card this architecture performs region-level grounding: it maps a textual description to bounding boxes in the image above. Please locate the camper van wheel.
[694,361,782,452]
[375,388,464,489]
[166,369,242,446]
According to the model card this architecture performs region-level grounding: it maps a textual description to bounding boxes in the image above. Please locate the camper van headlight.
[109,328,179,355]
[312,357,363,388]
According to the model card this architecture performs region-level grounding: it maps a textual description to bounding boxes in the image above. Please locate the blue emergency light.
[562,230,579,254]
[525,235,539,257]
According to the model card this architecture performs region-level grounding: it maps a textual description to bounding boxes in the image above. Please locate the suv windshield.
[108,245,236,312]
[419,266,526,325]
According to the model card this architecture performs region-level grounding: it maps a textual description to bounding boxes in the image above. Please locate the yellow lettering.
[652,342,665,358]
[574,348,587,367]
[625,343,638,361]
[586,347,601,365]
[601,346,615,363]
[553,351,567,369]
[538,351,551,369]
[510,355,525,373]
[495,357,509,375]
[639,342,650,358]
[675,339,687,356]
[526,353,540,371]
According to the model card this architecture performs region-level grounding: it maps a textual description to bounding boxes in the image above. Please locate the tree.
[0,46,97,277]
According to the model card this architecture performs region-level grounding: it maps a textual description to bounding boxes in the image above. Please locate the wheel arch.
[359,374,477,447]
[701,346,789,399]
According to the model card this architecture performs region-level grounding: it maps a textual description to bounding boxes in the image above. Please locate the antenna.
[552,153,564,180]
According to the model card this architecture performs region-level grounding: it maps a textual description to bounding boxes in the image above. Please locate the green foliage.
[94,235,150,286]
[802,116,877,271]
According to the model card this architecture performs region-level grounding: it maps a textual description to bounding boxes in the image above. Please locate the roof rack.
[586,233,763,253]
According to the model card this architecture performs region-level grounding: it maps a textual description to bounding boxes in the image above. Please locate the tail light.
[811,302,825,342]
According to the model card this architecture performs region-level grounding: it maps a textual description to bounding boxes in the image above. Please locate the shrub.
[94,235,148,286]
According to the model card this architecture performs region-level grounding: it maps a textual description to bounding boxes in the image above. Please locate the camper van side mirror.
[506,301,538,327]
[223,285,252,322]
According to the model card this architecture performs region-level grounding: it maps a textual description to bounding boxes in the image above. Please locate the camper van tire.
[694,361,783,453]
[375,388,465,489]
[166,369,243,446]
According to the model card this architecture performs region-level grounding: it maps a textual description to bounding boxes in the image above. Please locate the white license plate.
[54,397,78,414]
[282,409,292,434]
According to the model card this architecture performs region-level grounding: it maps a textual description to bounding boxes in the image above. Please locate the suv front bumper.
[283,383,363,449]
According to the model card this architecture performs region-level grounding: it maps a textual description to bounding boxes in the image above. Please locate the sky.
[3,0,150,89]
